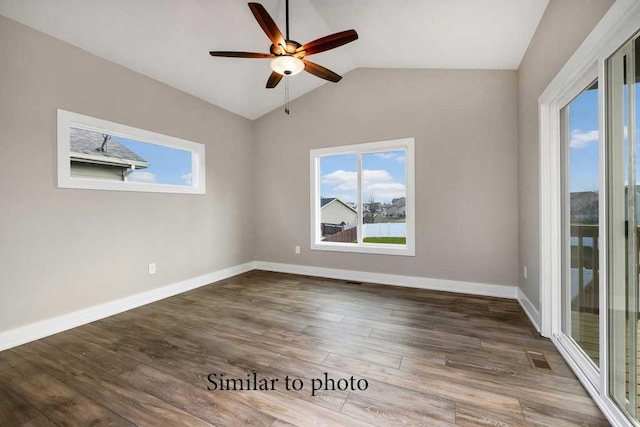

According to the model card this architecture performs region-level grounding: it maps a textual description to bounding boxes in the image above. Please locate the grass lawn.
[363,237,406,244]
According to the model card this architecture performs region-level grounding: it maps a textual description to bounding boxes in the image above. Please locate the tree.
[363,193,382,224]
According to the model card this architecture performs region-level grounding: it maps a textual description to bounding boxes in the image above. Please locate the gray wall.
[253,68,519,287]
[0,16,255,332]
[517,0,613,308]
[0,0,617,334]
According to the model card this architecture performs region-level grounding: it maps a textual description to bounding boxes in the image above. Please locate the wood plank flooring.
[0,270,610,426]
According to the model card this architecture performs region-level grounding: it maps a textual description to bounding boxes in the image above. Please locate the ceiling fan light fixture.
[270,55,304,76]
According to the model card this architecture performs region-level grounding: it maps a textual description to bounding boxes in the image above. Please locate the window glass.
[560,80,600,367]
[70,127,193,186]
[361,150,407,245]
[319,154,358,243]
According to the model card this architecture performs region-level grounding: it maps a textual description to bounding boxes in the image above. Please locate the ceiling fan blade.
[296,30,358,57]
[209,51,274,59]
[266,71,283,89]
[302,59,342,83]
[248,3,286,54]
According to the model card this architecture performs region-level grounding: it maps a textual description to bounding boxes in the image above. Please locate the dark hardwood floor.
[0,270,609,426]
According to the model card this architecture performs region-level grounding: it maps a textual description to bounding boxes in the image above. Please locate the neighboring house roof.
[70,127,150,169]
[321,197,336,208]
[320,197,357,213]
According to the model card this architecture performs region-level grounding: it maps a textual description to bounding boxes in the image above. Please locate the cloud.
[374,152,405,163]
[181,172,192,185]
[570,129,598,148]
[569,127,630,149]
[322,169,405,201]
[128,171,157,183]
[362,170,406,200]
[322,170,357,191]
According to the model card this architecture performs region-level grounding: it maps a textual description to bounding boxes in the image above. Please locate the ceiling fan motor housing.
[269,40,305,75]
[270,40,301,55]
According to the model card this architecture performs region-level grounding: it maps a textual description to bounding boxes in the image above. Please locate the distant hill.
[570,191,598,224]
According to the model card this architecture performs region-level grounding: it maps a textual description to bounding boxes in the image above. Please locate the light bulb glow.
[270,56,304,76]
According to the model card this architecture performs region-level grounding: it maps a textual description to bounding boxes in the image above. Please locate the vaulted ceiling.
[0,0,549,119]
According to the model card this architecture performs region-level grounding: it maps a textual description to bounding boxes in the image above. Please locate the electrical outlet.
[523,266,528,279]
[295,246,301,255]
[149,263,157,275]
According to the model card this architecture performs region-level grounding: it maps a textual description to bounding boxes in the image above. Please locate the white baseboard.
[0,261,531,353]
[0,262,255,352]
[253,261,518,299]
[517,288,541,332]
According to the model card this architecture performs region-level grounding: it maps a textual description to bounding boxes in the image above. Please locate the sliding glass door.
[540,5,640,425]
[608,34,640,422]
[560,80,601,369]
[556,39,640,424]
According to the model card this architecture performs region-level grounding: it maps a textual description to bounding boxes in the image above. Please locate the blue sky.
[320,150,406,204]
[115,136,192,186]
[567,85,600,193]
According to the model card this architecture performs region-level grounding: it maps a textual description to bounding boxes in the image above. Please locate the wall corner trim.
[0,261,256,352]
[254,261,518,299]
[517,288,541,332]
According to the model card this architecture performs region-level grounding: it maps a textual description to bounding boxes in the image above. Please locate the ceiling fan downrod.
[285,0,290,41]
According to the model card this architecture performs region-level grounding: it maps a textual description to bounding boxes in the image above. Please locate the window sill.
[311,242,415,257]
[59,176,205,195]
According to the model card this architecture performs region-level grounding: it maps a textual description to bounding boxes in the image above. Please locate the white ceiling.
[0,0,549,119]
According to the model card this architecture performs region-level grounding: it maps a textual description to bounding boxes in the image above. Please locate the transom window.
[310,138,415,256]
[57,109,205,194]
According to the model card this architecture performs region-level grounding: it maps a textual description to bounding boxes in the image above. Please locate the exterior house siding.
[321,201,358,226]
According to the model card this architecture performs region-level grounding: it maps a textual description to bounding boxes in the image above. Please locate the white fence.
[363,223,406,238]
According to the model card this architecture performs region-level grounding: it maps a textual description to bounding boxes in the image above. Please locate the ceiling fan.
[209,0,358,89]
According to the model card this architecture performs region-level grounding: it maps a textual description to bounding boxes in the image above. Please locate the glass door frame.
[539,2,640,425]
[558,74,601,380]
[552,65,602,390]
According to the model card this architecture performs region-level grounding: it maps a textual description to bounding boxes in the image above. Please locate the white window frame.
[310,138,415,257]
[57,109,206,194]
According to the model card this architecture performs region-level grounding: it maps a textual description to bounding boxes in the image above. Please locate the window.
[57,109,205,194]
[310,138,415,256]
